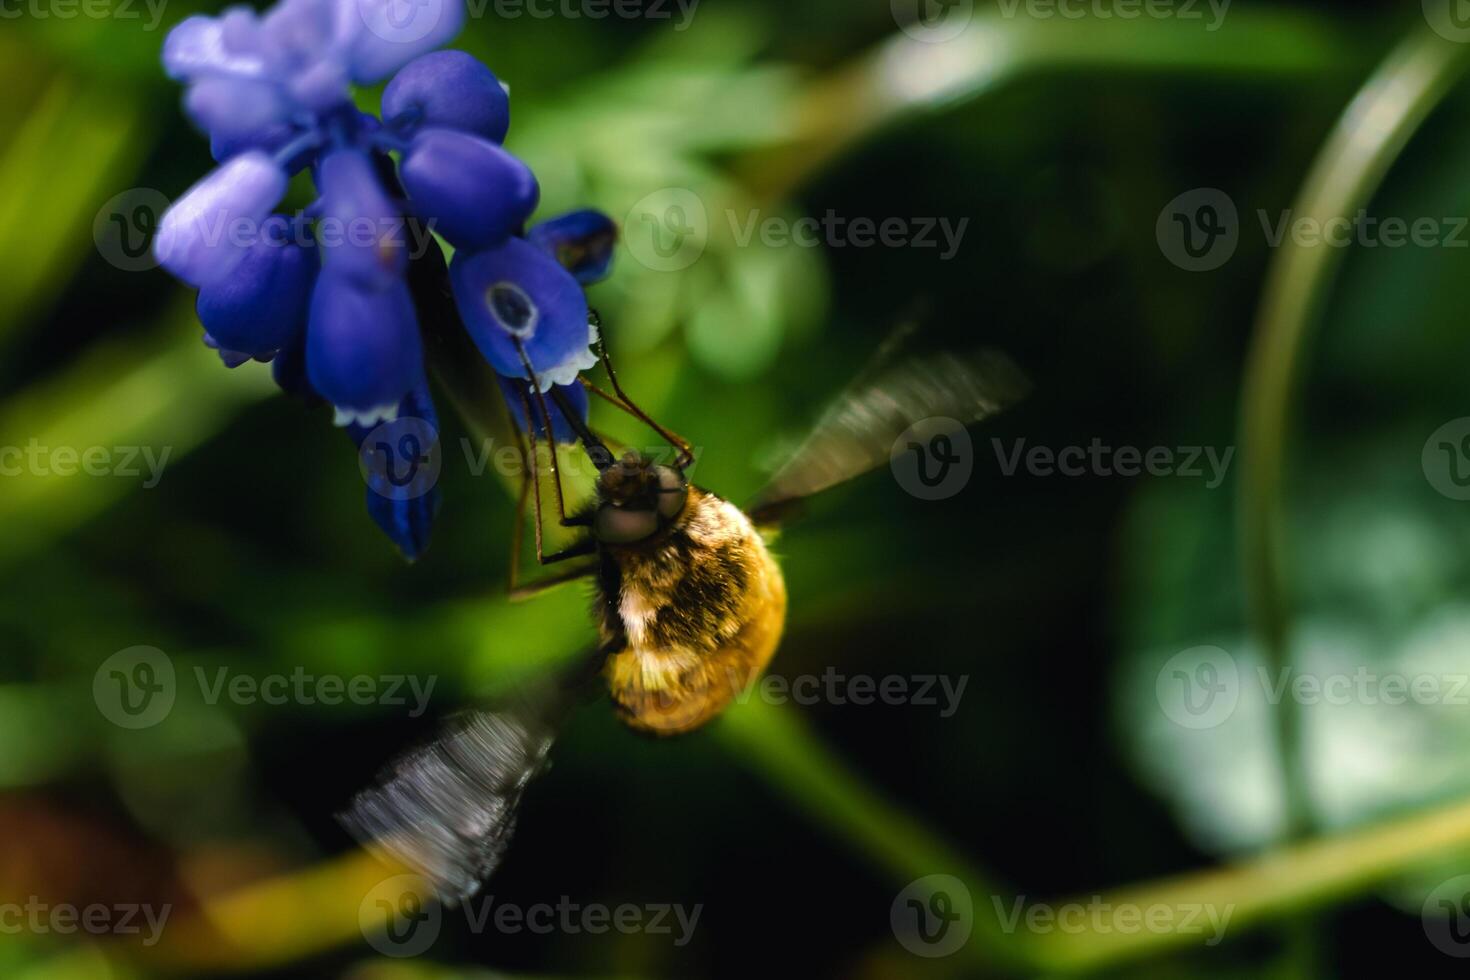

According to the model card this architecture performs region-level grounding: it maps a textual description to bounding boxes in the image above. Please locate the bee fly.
[341,311,1027,902]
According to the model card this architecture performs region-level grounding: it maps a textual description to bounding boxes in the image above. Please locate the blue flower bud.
[527,209,617,284]
[399,128,538,251]
[346,0,467,85]
[316,148,407,291]
[155,151,289,287]
[382,50,509,143]
[196,223,316,357]
[347,382,442,561]
[498,377,589,445]
[450,236,597,387]
[184,78,292,155]
[306,272,424,419]
[163,15,268,82]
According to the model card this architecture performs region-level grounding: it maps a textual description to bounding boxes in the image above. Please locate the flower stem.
[1238,26,1470,847]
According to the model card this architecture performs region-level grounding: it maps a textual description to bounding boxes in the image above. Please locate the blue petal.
[270,327,320,401]
[345,0,466,85]
[196,221,316,357]
[527,209,617,284]
[202,333,258,368]
[498,377,589,445]
[449,237,597,387]
[306,272,424,416]
[155,151,289,287]
[382,50,509,143]
[316,148,407,291]
[399,129,538,251]
[348,383,442,560]
[184,77,292,150]
[163,14,269,82]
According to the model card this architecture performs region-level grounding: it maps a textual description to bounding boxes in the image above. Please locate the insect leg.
[587,313,694,469]
[512,338,586,528]
[508,553,598,602]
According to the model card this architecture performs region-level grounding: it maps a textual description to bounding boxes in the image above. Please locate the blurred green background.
[12,0,1470,977]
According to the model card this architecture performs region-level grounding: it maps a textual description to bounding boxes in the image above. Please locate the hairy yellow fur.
[599,489,787,735]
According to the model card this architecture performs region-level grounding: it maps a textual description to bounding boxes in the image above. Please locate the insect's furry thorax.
[596,486,787,735]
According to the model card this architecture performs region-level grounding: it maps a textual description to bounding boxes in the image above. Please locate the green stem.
[1238,28,1470,846]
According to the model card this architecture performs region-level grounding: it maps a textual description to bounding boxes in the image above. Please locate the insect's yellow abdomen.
[599,489,787,735]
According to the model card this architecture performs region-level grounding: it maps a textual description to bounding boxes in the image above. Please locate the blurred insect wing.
[339,702,557,904]
[746,346,1029,525]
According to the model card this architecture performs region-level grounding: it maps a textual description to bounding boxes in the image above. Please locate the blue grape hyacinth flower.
[156,0,617,559]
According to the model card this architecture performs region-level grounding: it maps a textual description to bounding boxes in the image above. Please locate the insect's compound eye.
[654,465,688,520]
[593,503,660,544]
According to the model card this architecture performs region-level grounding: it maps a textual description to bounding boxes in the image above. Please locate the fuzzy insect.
[341,309,1027,901]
